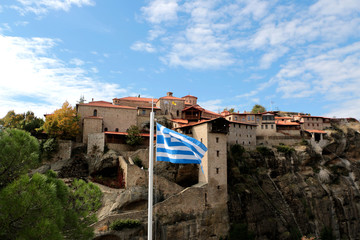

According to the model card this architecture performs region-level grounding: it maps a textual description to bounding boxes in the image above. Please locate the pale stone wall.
[113,99,152,108]
[192,123,228,207]
[83,118,103,143]
[228,122,256,148]
[119,156,146,188]
[156,99,185,118]
[256,123,277,136]
[87,133,105,155]
[78,105,137,133]
[52,140,73,161]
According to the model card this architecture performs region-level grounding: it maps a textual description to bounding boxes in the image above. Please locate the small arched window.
[93,109,97,116]
[177,110,179,117]
[104,127,108,131]
[115,128,119,132]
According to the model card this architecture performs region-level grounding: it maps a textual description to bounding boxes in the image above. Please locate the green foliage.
[320,227,335,240]
[41,138,59,160]
[133,156,143,168]
[289,226,302,240]
[109,219,141,231]
[0,172,102,240]
[228,223,255,240]
[251,104,266,114]
[0,110,44,135]
[256,146,273,157]
[43,101,80,140]
[276,144,295,154]
[126,125,143,146]
[0,128,40,188]
[224,107,235,113]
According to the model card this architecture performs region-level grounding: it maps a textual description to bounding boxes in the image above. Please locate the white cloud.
[11,0,95,15]
[131,41,156,53]
[0,34,130,117]
[198,99,223,112]
[0,23,11,33]
[141,0,179,24]
[69,58,85,66]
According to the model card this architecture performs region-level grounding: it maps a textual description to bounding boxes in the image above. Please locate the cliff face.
[228,123,360,240]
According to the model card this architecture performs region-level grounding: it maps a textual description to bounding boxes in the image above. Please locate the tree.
[223,108,235,113]
[126,125,143,146]
[43,101,80,140]
[0,128,40,188]
[251,104,266,113]
[0,171,102,240]
[77,95,86,104]
[0,110,44,135]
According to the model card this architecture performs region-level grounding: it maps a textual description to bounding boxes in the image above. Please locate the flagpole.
[148,99,154,240]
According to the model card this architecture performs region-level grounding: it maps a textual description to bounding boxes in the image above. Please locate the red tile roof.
[182,95,198,99]
[170,119,189,124]
[305,129,327,134]
[276,121,300,126]
[79,101,137,110]
[113,97,157,102]
[84,116,103,119]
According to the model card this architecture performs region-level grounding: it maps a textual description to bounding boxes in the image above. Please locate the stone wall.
[88,133,105,155]
[52,140,73,161]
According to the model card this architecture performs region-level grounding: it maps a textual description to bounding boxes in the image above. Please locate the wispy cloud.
[69,58,85,66]
[131,41,156,53]
[141,0,179,24]
[10,0,95,15]
[0,34,131,117]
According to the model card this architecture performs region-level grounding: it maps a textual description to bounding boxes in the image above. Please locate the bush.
[276,144,294,154]
[41,138,58,159]
[109,219,141,231]
[256,146,273,157]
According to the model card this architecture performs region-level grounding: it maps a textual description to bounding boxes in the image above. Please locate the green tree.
[0,128,40,188]
[126,125,143,146]
[251,104,266,113]
[43,101,80,140]
[0,171,102,240]
[223,107,235,113]
[0,110,44,135]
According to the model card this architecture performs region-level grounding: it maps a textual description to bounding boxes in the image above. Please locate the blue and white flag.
[156,123,207,164]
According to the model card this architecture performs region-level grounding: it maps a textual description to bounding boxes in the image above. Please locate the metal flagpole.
[148,99,154,240]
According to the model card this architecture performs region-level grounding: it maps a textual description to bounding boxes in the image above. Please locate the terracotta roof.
[203,109,221,117]
[137,106,161,110]
[113,97,157,102]
[79,102,137,110]
[175,119,213,128]
[182,105,204,112]
[104,131,151,137]
[170,119,189,124]
[305,129,327,134]
[300,115,325,118]
[182,95,198,99]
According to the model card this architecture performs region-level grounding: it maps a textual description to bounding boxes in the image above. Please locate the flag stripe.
[156,123,207,164]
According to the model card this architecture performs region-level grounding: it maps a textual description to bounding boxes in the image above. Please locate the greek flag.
[156,123,207,164]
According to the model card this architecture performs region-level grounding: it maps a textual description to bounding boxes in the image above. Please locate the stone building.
[227,121,257,149]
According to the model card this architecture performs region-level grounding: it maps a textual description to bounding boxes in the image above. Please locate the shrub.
[256,146,273,157]
[41,138,58,159]
[276,144,294,154]
[109,219,141,231]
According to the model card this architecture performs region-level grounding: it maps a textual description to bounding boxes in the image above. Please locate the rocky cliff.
[228,122,360,239]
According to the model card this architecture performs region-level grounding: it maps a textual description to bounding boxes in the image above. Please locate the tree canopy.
[126,125,143,146]
[0,111,44,135]
[0,171,102,240]
[43,101,80,139]
[251,104,266,114]
[0,128,40,188]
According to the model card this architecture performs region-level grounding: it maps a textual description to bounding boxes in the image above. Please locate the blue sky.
[1,0,360,118]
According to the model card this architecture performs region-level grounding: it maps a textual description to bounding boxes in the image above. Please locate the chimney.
[167,92,173,97]
[92,98,94,102]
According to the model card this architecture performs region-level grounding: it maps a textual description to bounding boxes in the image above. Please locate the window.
[104,127,108,131]
[229,117,231,120]
[216,151,219,157]
[115,128,119,132]
[177,110,179,117]
[251,116,254,121]
[142,110,146,115]
[236,140,238,144]
[271,125,274,129]
[217,186,220,190]
[261,125,264,129]
[234,124,236,127]
[216,168,219,174]
[247,116,250,121]
[235,116,238,120]
[216,137,219,143]
[265,125,268,129]
[93,109,97,116]
[249,141,251,144]
[239,125,240,128]
[201,138,203,143]
[242,117,245,121]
